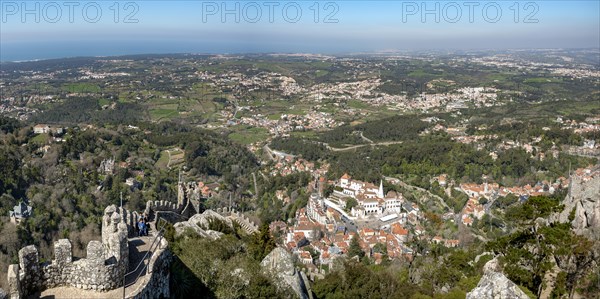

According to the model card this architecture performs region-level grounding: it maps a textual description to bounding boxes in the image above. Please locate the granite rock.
[466,258,530,299]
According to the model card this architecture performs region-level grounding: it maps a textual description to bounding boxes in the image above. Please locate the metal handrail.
[121,220,167,298]
[124,228,165,278]
[121,211,191,299]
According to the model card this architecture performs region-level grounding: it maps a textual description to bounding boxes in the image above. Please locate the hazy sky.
[1,0,599,60]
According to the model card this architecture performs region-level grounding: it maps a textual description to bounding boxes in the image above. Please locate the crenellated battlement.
[144,180,201,220]
[7,205,132,298]
[144,200,181,216]
[216,207,259,234]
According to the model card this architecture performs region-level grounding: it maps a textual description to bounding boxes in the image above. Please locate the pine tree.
[348,234,365,259]
[249,223,276,261]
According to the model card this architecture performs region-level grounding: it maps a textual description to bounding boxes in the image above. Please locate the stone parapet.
[7,205,130,298]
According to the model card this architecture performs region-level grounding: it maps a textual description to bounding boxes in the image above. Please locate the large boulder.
[261,247,310,299]
[466,258,530,299]
[173,221,224,239]
[189,210,234,230]
[554,168,600,239]
[173,210,232,239]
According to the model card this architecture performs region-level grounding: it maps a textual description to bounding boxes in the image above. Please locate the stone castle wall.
[216,208,259,234]
[145,200,185,226]
[144,183,197,215]
[145,200,180,215]
[8,205,131,298]
[144,181,204,223]
[177,181,202,218]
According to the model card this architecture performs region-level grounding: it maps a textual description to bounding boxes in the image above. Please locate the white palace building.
[336,174,403,218]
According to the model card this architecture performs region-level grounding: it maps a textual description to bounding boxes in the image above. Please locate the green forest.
[0,119,258,288]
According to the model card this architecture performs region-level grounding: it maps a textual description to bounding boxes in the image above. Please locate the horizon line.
[2,47,600,64]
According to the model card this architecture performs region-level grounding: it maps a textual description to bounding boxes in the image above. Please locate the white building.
[306,193,328,225]
[340,173,383,198]
[33,124,50,134]
[33,124,63,135]
[9,201,33,224]
[337,174,404,219]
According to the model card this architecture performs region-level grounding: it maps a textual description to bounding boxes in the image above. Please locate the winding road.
[263,132,404,157]
[321,140,405,152]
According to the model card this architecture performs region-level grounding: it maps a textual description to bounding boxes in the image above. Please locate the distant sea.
[0,40,346,62]
[1,40,214,62]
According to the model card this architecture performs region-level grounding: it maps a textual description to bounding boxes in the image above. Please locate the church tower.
[378,180,384,198]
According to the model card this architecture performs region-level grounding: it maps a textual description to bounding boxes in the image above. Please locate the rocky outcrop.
[192,210,234,229]
[0,287,7,299]
[260,247,310,299]
[466,258,530,299]
[173,221,224,239]
[554,167,600,239]
[173,210,230,239]
[173,209,259,238]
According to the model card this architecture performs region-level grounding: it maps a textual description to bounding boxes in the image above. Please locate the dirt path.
[166,150,172,169]
[359,131,374,144]
[539,262,561,299]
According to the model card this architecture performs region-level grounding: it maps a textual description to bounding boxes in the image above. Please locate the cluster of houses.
[289,171,585,266]
[432,115,600,164]
[196,181,220,198]
[276,196,415,269]
[458,178,568,226]
[238,111,341,138]
[557,116,600,134]
[270,156,328,178]
[274,191,462,270]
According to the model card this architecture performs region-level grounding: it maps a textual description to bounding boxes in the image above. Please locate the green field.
[287,106,308,115]
[408,70,435,78]
[267,113,282,120]
[315,70,330,77]
[524,77,563,84]
[149,108,179,121]
[290,131,318,139]
[63,83,101,93]
[179,97,221,116]
[118,92,136,103]
[155,148,185,169]
[347,100,370,109]
[462,98,600,126]
[98,98,111,107]
[30,133,50,144]
[228,127,270,145]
